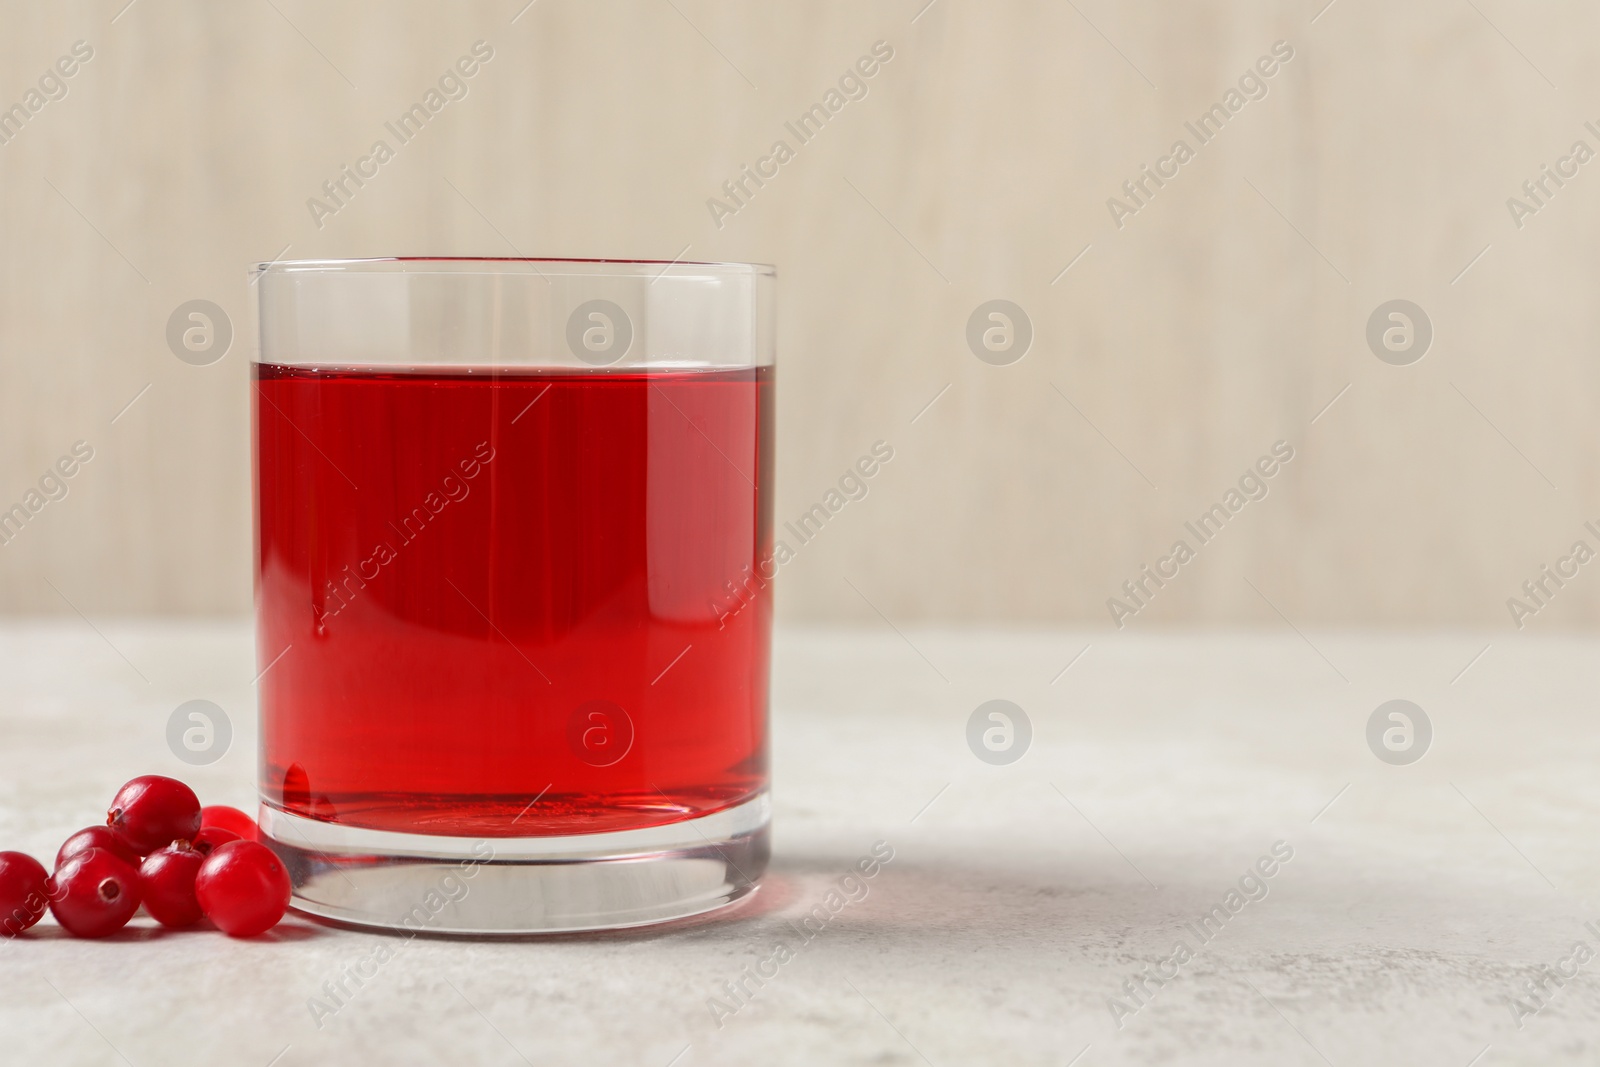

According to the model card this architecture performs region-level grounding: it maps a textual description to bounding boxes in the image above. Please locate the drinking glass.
[251,258,774,933]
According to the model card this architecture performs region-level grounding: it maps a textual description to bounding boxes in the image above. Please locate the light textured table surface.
[1,621,1597,1066]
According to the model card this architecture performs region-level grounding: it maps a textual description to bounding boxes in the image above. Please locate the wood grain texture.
[0,0,1595,627]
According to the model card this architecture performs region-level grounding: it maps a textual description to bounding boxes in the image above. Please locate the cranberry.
[195,841,291,938]
[140,844,205,928]
[200,805,257,842]
[107,775,201,855]
[56,825,140,870]
[0,852,49,937]
[279,767,339,820]
[48,848,141,938]
[191,827,239,856]
[280,763,311,810]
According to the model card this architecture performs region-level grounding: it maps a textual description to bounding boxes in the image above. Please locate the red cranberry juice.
[253,364,773,836]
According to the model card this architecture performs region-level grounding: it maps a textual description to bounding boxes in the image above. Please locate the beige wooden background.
[1,0,1597,629]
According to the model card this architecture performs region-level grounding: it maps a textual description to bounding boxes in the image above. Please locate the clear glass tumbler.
[250,258,774,933]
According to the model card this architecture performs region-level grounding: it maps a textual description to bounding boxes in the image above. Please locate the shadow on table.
[8,916,327,942]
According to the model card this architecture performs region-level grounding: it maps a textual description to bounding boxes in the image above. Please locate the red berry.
[195,841,291,938]
[47,848,141,938]
[140,844,205,928]
[0,852,49,937]
[191,827,240,856]
[107,775,201,855]
[200,805,257,842]
[280,763,311,810]
[56,825,140,870]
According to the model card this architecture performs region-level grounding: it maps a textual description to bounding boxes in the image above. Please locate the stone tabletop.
[1,621,1596,1065]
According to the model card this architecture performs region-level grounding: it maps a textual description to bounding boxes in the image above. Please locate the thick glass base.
[259,794,770,935]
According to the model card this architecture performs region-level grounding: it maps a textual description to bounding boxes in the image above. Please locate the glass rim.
[251,256,776,277]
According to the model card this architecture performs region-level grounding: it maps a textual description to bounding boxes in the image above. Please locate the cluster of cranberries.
[0,776,291,940]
